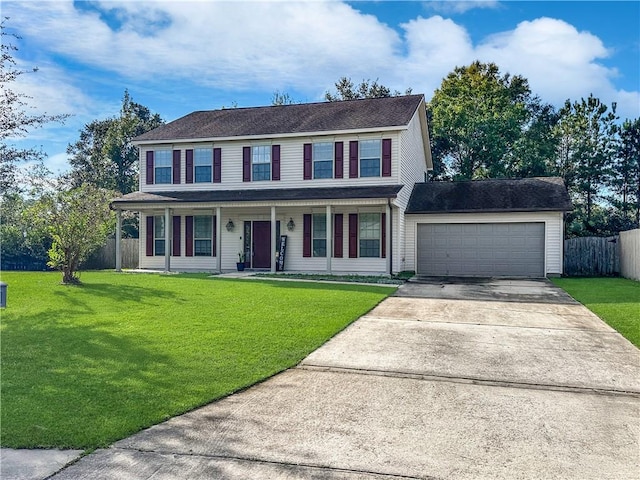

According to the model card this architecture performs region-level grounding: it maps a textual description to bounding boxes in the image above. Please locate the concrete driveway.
[50,278,639,479]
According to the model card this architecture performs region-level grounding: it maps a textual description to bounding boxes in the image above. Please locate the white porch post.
[115,209,122,272]
[326,205,332,274]
[385,203,391,274]
[216,206,222,272]
[164,207,171,272]
[270,206,277,273]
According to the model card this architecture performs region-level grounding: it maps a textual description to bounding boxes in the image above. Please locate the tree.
[66,90,164,195]
[0,18,69,193]
[325,77,411,102]
[32,184,116,284]
[507,102,560,178]
[0,192,51,269]
[429,61,553,180]
[611,118,640,225]
[271,90,296,106]
[554,95,618,231]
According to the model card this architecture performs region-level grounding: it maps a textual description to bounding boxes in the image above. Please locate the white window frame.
[154,215,165,256]
[359,213,381,258]
[359,139,381,178]
[194,148,213,183]
[154,150,172,184]
[312,213,327,257]
[252,145,271,181]
[193,215,212,256]
[313,142,333,179]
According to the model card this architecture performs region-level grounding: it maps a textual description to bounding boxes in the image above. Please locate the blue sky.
[4,0,639,176]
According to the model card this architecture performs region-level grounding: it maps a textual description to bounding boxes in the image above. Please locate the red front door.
[252,221,271,269]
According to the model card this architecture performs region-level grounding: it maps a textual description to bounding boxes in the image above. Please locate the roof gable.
[406,177,573,214]
[134,95,425,143]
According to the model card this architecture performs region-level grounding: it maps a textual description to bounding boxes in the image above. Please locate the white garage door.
[417,222,545,277]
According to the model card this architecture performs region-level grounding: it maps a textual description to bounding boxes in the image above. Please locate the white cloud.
[423,1,501,15]
[475,18,612,104]
[397,15,474,95]
[12,60,98,121]
[612,90,640,122]
[42,151,71,175]
[4,0,401,94]
[3,0,638,125]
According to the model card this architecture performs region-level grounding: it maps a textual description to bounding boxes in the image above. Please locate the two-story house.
[112,95,431,275]
[112,94,572,277]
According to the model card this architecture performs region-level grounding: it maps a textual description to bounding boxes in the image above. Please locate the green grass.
[551,277,640,348]
[0,271,394,450]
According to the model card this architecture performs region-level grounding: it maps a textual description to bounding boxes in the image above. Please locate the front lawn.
[0,271,394,450]
[551,277,640,348]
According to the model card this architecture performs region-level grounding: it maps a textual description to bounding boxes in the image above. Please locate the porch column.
[115,209,122,272]
[270,206,277,273]
[164,207,171,272]
[326,205,332,274]
[216,206,222,272]
[385,203,391,274]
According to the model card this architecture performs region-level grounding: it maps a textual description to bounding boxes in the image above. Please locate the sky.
[3,0,639,176]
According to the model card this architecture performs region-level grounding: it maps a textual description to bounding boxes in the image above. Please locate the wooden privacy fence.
[564,236,620,276]
[83,238,139,270]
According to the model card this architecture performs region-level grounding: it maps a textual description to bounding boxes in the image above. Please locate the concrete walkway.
[11,278,640,479]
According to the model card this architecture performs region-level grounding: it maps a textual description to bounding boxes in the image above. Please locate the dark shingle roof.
[134,95,424,142]
[112,185,403,207]
[406,177,573,214]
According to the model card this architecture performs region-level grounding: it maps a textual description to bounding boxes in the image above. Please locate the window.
[194,216,212,256]
[359,213,380,257]
[359,140,381,177]
[312,214,326,257]
[194,148,212,183]
[252,145,271,181]
[313,142,333,179]
[154,150,172,184]
[154,215,165,256]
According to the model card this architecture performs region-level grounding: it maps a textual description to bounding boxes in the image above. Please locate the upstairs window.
[154,150,172,184]
[194,148,213,183]
[313,142,333,179]
[359,140,381,177]
[252,145,271,181]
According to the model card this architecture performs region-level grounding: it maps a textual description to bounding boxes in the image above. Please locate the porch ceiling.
[111,185,403,210]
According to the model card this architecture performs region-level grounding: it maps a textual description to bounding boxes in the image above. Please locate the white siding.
[139,206,390,274]
[394,108,430,273]
[133,100,432,275]
[405,212,564,275]
[140,132,402,193]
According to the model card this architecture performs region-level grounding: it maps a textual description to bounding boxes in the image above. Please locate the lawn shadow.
[1,302,189,449]
[49,281,179,316]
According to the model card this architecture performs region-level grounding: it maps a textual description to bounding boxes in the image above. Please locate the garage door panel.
[417,222,545,277]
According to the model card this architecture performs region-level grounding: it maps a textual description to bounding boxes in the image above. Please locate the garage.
[416,222,545,277]
[405,178,573,277]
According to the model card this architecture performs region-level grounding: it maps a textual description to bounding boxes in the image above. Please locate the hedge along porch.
[111,185,398,274]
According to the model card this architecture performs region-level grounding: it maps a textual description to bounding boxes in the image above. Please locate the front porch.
[112,187,401,275]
